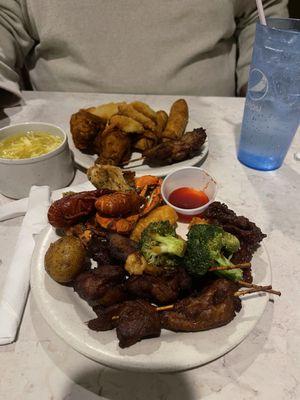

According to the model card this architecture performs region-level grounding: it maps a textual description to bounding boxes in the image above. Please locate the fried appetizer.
[118,103,156,131]
[156,110,168,136]
[96,127,132,165]
[131,101,157,122]
[109,115,144,134]
[70,109,106,152]
[87,102,123,121]
[161,99,188,140]
[87,164,132,191]
[134,130,160,151]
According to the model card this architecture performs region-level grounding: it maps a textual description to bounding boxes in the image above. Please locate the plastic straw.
[256,0,267,25]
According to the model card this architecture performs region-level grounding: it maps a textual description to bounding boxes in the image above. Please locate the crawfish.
[48,189,112,228]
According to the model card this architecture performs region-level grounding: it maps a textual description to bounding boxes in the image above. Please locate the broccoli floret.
[184,224,242,281]
[140,221,186,267]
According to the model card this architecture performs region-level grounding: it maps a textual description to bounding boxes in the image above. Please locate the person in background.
[0,0,288,106]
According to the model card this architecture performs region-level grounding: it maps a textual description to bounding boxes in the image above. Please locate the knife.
[0,185,50,345]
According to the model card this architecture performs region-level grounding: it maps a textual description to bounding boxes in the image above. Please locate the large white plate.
[67,118,209,176]
[30,184,271,373]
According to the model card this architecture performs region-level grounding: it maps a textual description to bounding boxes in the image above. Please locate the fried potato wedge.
[109,115,144,134]
[156,110,168,137]
[118,103,156,131]
[131,101,157,122]
[130,205,178,242]
[162,99,188,140]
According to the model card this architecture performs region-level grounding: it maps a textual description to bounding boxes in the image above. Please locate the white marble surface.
[0,92,299,400]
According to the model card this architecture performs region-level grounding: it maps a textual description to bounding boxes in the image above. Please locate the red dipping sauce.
[168,187,209,209]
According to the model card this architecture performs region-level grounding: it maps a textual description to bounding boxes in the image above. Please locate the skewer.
[111,304,174,321]
[238,280,281,296]
[120,156,146,166]
[209,262,251,272]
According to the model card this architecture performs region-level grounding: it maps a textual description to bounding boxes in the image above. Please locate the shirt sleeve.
[235,0,289,94]
[0,0,35,105]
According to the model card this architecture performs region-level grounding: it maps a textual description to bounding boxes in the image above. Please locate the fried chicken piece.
[202,202,267,264]
[134,130,160,151]
[143,128,207,165]
[109,115,144,134]
[161,99,188,140]
[118,103,156,131]
[70,109,106,152]
[87,164,133,191]
[161,279,241,332]
[126,267,192,305]
[95,127,132,165]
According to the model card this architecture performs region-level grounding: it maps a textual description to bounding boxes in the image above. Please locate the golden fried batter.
[162,99,188,140]
[156,110,168,136]
[97,127,132,165]
[109,115,144,134]
[118,103,156,131]
[87,102,124,121]
[70,109,106,152]
[130,101,157,122]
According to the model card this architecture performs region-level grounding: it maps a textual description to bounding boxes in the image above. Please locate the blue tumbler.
[238,18,300,171]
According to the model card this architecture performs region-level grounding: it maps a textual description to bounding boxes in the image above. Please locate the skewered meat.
[108,233,139,263]
[85,234,112,265]
[95,191,144,218]
[70,109,106,152]
[161,279,241,332]
[73,264,126,305]
[202,202,266,264]
[117,300,161,348]
[48,189,112,229]
[126,268,192,305]
[143,128,207,166]
[89,300,161,348]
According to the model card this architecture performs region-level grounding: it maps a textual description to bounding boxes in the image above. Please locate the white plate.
[67,118,209,177]
[30,184,271,373]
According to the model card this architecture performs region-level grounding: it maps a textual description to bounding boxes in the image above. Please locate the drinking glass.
[238,18,300,171]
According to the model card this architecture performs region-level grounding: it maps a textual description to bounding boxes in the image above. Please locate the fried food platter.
[68,99,209,176]
[30,181,272,372]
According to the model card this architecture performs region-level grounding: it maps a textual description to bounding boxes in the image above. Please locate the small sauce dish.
[0,122,75,199]
[161,167,217,216]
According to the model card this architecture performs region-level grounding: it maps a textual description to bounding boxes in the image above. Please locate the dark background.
[289,0,300,18]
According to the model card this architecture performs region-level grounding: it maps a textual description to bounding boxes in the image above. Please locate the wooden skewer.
[235,286,281,297]
[209,262,251,272]
[111,304,174,321]
[238,280,282,296]
[120,156,146,166]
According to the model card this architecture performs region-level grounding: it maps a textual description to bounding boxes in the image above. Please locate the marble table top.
[0,91,299,400]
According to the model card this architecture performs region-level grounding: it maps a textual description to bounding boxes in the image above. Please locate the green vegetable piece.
[183,224,242,281]
[140,221,186,267]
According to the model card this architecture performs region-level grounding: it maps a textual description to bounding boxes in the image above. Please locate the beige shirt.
[0,0,288,102]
